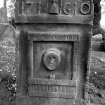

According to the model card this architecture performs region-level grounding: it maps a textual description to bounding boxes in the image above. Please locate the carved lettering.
[28,33,80,41]
[28,84,75,98]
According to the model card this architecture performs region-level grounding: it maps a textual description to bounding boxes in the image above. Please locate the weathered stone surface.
[0,24,16,77]
[0,24,16,105]
[0,7,8,23]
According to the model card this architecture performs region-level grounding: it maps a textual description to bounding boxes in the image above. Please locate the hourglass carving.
[48,0,59,14]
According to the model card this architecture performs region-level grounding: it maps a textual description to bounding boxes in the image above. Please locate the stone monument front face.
[15,0,94,105]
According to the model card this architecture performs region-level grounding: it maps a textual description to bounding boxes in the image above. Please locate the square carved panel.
[33,41,73,80]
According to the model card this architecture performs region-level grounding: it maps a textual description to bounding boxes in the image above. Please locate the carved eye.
[80,2,90,15]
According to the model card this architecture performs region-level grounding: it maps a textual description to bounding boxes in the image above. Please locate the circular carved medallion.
[43,48,61,71]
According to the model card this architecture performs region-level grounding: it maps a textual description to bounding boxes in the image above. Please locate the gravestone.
[15,0,94,105]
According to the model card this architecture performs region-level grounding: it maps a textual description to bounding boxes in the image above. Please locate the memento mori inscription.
[22,0,91,16]
[29,84,75,98]
[15,0,93,23]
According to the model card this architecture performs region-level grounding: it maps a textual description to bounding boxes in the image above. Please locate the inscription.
[29,85,73,92]
[28,32,80,41]
[28,84,75,98]
[29,79,76,86]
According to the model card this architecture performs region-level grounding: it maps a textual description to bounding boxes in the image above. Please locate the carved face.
[43,48,61,71]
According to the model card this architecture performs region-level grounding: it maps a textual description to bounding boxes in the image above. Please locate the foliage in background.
[0,24,16,105]
[6,0,16,20]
